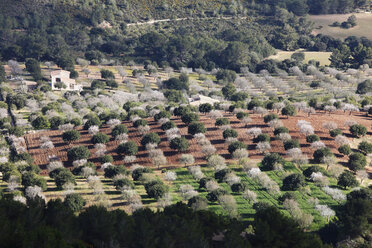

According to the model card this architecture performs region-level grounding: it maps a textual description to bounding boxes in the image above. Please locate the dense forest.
[0,0,371,71]
[0,187,371,247]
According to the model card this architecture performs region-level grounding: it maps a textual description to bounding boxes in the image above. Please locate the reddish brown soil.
[24,110,372,175]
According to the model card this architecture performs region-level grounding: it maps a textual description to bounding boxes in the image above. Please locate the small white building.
[50,70,82,91]
[189,94,220,106]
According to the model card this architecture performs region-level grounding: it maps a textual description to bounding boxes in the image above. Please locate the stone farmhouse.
[50,70,82,91]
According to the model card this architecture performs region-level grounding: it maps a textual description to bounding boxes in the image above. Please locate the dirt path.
[126,16,248,26]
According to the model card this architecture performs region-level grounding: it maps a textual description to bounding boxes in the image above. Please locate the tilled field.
[24,110,372,175]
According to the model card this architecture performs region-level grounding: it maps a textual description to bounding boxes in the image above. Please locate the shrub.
[228,141,247,154]
[145,181,168,199]
[274,127,289,136]
[223,129,238,139]
[356,79,372,94]
[349,124,367,137]
[154,111,171,122]
[161,121,176,131]
[215,118,230,126]
[199,103,213,114]
[132,167,152,181]
[64,193,86,212]
[141,133,161,146]
[338,171,359,189]
[114,177,134,190]
[264,113,278,123]
[303,166,325,178]
[281,105,297,117]
[283,140,300,150]
[188,122,206,135]
[214,168,231,182]
[112,124,128,137]
[100,69,115,79]
[330,129,342,137]
[31,116,50,130]
[21,172,47,191]
[62,130,81,143]
[50,116,65,130]
[67,146,90,161]
[236,112,249,120]
[278,192,297,204]
[91,133,109,144]
[282,174,306,191]
[187,196,208,210]
[313,147,332,164]
[306,134,320,143]
[104,165,128,178]
[181,112,199,124]
[338,145,352,156]
[253,133,270,143]
[169,137,189,152]
[117,141,138,156]
[101,155,113,163]
[54,169,75,190]
[348,152,367,171]
[206,188,227,202]
[133,119,148,128]
[83,115,101,130]
[231,182,247,193]
[261,153,284,171]
[358,141,372,155]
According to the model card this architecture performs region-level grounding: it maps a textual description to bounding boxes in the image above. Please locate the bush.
[112,124,128,137]
[62,130,81,143]
[104,165,128,179]
[303,165,326,178]
[181,112,199,124]
[67,146,90,161]
[283,140,300,150]
[21,172,47,191]
[356,79,372,94]
[215,118,230,126]
[281,105,297,117]
[223,129,238,139]
[187,196,208,210]
[91,133,109,144]
[231,182,247,193]
[330,129,342,137]
[338,145,352,156]
[349,124,367,137]
[253,133,270,143]
[338,171,359,189]
[132,167,152,181]
[83,115,101,130]
[264,113,278,123]
[214,168,231,182]
[49,167,69,179]
[313,147,332,164]
[188,122,206,135]
[198,177,213,189]
[282,174,306,191]
[55,169,75,190]
[358,141,372,155]
[117,141,138,156]
[133,119,148,128]
[247,98,263,110]
[306,134,320,143]
[154,111,171,122]
[31,116,50,130]
[145,181,168,199]
[228,141,247,154]
[100,69,115,79]
[348,152,367,171]
[278,192,297,204]
[199,103,213,114]
[169,137,189,152]
[50,116,65,130]
[64,193,86,212]
[236,112,249,120]
[101,155,113,163]
[141,133,161,146]
[206,188,227,202]
[161,121,176,131]
[113,177,134,190]
[274,127,289,136]
[261,153,285,171]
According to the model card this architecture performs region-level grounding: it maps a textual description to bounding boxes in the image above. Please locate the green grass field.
[309,13,372,40]
[268,50,332,66]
